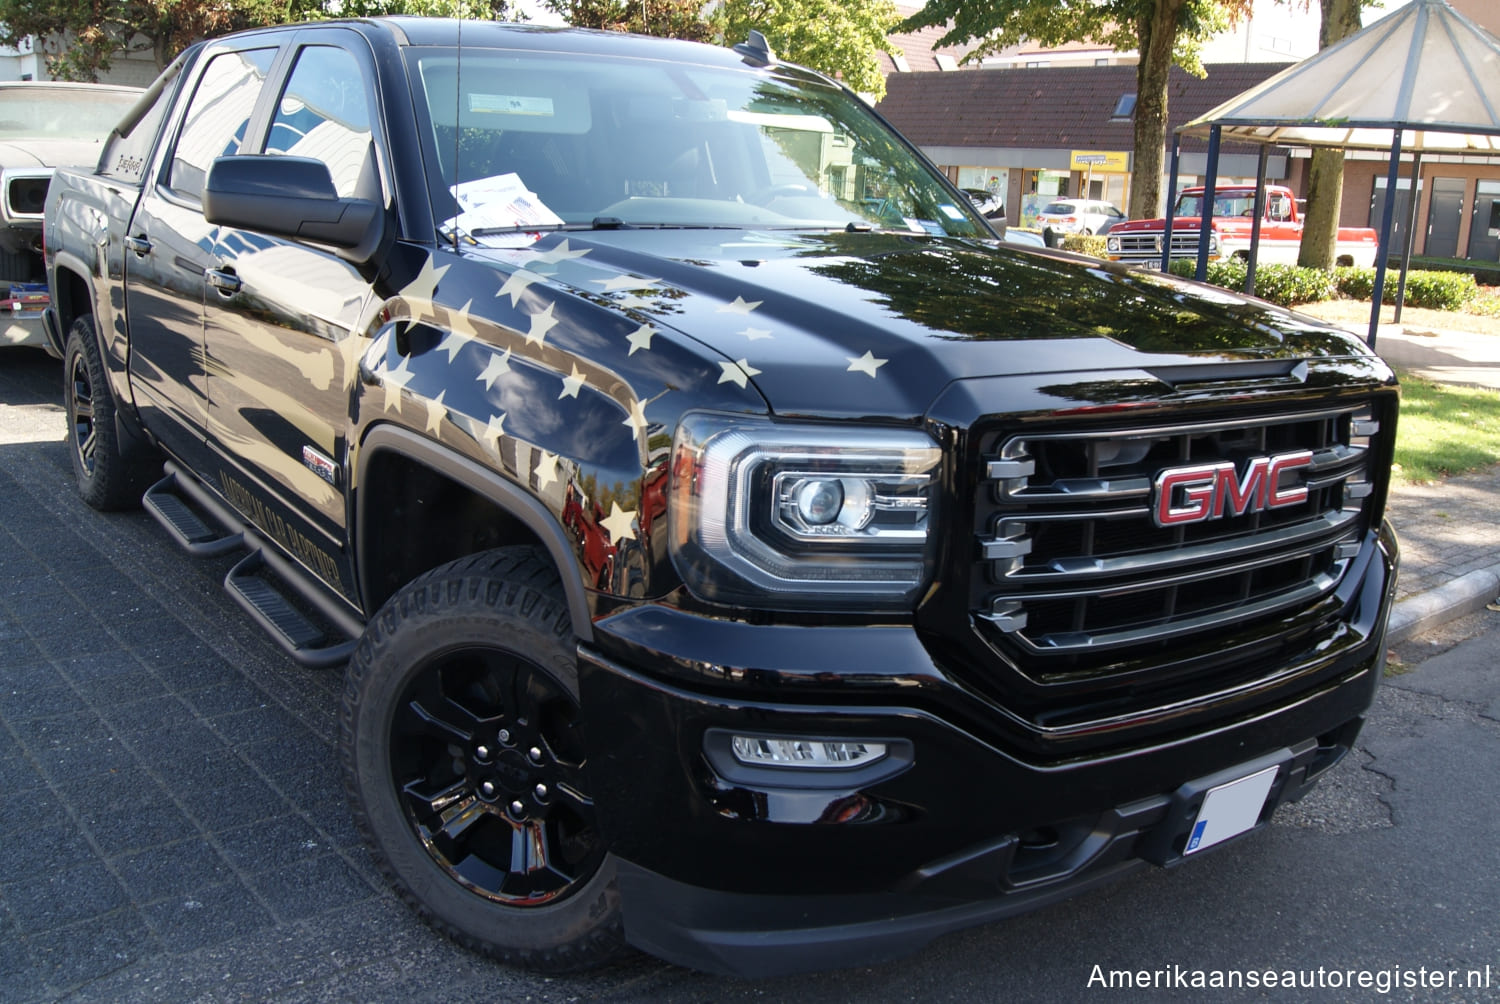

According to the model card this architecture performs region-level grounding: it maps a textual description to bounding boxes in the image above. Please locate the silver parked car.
[1,81,141,349]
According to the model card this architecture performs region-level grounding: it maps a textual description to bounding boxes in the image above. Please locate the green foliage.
[542,0,718,42]
[896,0,1240,65]
[1251,264,1337,306]
[1398,271,1479,311]
[898,0,1253,217]
[1335,267,1478,310]
[547,0,899,98]
[1168,259,1334,306]
[1166,260,1481,312]
[1332,266,1375,302]
[342,0,526,19]
[720,0,900,99]
[0,0,335,79]
[1059,233,1108,258]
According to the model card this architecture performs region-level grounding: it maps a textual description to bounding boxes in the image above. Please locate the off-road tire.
[64,315,158,510]
[340,546,630,972]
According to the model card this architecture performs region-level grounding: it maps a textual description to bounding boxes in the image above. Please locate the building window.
[934,54,958,71]
[1112,94,1137,120]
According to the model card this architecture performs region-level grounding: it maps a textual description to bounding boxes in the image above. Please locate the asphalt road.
[3,346,1498,1002]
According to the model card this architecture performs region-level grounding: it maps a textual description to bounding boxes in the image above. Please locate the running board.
[142,461,362,669]
[144,471,244,555]
[226,551,358,668]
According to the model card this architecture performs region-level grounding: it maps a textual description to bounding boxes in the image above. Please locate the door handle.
[124,235,152,256]
[207,268,241,294]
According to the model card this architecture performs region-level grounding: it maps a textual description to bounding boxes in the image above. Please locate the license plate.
[1184,764,1278,854]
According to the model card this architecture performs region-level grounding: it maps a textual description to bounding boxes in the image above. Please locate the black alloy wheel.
[62,314,156,511]
[68,344,99,479]
[341,547,628,971]
[391,644,605,906]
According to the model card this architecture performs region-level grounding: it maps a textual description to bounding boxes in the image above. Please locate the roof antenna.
[734,30,776,67]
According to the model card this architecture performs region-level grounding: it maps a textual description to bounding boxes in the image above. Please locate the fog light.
[730,735,888,768]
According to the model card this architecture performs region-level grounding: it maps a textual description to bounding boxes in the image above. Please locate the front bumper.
[578,521,1397,977]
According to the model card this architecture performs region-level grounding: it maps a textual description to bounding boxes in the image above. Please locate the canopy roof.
[1179,0,1500,152]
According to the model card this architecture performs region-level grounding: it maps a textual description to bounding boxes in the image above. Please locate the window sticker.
[469,94,555,117]
[938,203,965,221]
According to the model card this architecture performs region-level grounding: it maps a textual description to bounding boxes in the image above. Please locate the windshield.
[1175,193,1257,218]
[407,48,988,240]
[0,87,140,141]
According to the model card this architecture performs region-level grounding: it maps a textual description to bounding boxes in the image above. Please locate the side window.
[265,46,374,199]
[168,47,277,200]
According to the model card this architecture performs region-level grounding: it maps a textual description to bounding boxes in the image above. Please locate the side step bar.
[143,462,362,668]
[144,470,244,555]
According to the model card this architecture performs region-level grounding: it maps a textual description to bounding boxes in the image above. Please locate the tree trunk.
[1129,0,1187,219]
[1297,0,1364,269]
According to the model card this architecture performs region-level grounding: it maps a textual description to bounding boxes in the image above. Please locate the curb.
[1387,564,1500,644]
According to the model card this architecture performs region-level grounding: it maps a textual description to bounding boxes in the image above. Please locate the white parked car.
[1036,198,1126,238]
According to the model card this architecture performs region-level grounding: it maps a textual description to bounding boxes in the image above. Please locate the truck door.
[123,44,278,469]
[201,36,381,603]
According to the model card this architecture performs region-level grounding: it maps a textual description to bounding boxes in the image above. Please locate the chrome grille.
[972,405,1381,673]
[1111,230,1202,260]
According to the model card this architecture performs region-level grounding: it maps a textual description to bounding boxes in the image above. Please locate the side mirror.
[203,154,383,264]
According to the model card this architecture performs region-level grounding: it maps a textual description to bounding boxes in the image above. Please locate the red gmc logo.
[1152,450,1313,527]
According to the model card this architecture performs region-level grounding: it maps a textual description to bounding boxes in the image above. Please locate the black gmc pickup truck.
[44,17,1399,978]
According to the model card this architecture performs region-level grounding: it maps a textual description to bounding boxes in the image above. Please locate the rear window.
[1042,202,1076,215]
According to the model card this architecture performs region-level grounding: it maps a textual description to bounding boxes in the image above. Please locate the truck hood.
[1109,217,1218,232]
[0,137,107,170]
[476,229,1380,420]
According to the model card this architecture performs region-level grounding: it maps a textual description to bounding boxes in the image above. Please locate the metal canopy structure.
[1170,0,1500,346]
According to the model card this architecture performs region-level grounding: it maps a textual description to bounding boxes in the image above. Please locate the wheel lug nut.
[480,781,496,798]
[528,746,542,762]
[475,745,491,761]
[498,729,511,743]
[510,800,524,815]
[534,783,548,799]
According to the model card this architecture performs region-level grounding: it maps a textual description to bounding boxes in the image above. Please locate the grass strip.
[1393,373,1500,485]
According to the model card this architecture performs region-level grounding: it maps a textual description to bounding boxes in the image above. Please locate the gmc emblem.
[1152,450,1313,527]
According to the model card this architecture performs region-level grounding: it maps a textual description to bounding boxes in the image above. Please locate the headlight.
[668,413,941,609]
[1106,235,1120,252]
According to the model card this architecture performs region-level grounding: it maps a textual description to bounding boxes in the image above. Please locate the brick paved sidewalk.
[1385,465,1500,604]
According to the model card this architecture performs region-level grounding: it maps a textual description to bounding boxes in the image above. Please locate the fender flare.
[354,424,595,643]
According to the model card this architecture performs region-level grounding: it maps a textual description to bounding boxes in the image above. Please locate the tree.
[0,0,527,82]
[1296,0,1365,269]
[341,0,526,16]
[0,0,315,80]
[899,0,1252,219]
[541,0,719,43]
[720,0,900,100]
[545,0,900,100]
